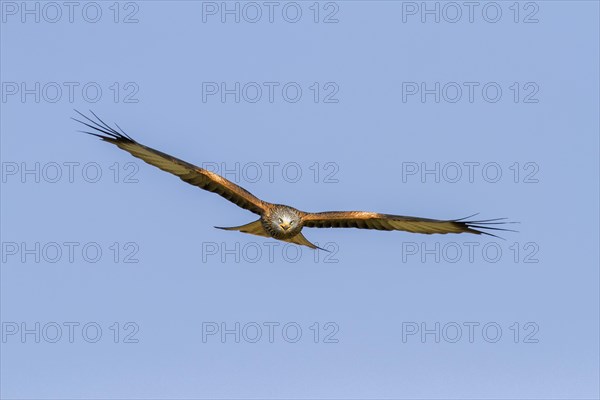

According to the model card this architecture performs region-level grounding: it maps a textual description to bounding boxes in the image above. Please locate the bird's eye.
[278,218,283,223]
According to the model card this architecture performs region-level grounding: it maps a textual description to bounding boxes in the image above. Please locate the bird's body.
[74,111,513,250]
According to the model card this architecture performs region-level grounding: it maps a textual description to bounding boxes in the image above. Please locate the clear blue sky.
[1,1,598,399]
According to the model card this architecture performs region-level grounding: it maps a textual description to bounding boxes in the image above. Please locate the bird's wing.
[301,211,514,237]
[73,111,268,216]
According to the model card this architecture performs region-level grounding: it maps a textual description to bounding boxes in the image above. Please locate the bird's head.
[269,206,301,235]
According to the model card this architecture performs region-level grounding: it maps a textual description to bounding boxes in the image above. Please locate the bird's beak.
[280,223,290,231]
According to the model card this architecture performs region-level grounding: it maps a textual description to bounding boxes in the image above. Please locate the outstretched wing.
[73,110,268,216]
[301,211,514,237]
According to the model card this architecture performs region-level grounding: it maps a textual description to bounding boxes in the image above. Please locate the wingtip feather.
[72,111,134,143]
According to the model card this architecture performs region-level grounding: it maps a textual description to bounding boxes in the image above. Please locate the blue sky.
[1,1,599,399]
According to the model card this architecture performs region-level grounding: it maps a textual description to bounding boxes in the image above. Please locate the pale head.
[266,205,302,237]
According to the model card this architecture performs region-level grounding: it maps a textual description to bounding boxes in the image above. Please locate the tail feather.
[284,233,329,251]
[216,221,327,251]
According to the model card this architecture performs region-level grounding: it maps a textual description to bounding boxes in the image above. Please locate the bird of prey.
[73,111,513,250]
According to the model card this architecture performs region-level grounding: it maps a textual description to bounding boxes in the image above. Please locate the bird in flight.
[73,111,513,250]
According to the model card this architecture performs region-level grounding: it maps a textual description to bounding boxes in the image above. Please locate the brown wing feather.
[301,211,510,236]
[74,111,267,216]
